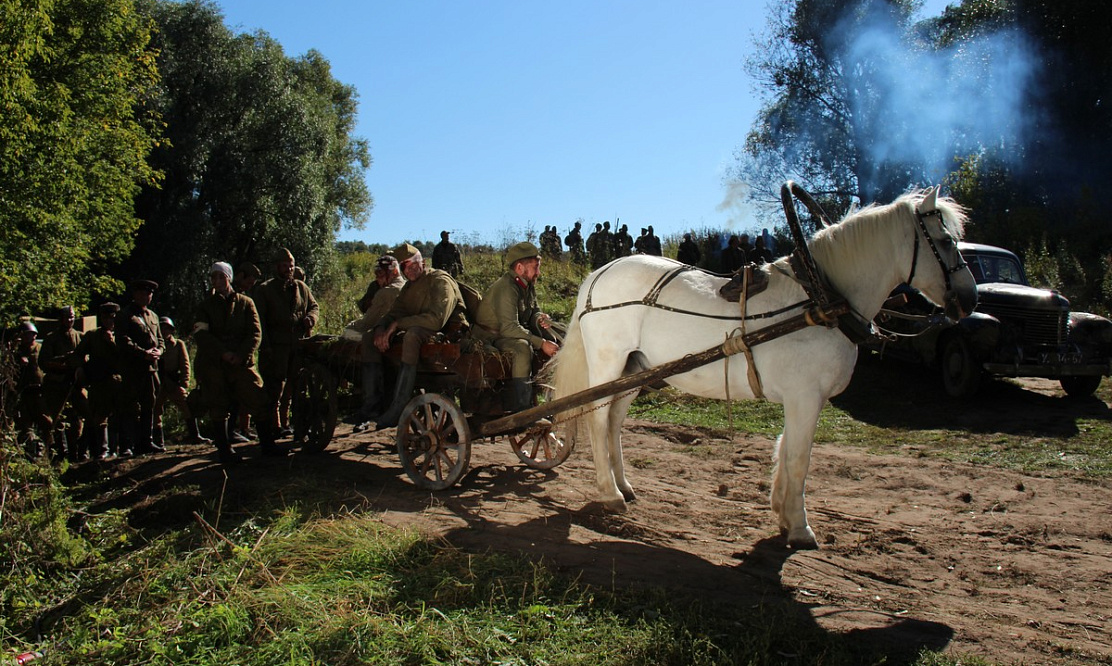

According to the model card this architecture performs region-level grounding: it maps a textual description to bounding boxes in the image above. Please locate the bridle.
[907,207,966,293]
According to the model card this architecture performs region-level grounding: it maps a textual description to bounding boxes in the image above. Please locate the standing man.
[38,305,86,460]
[721,235,747,273]
[644,226,662,256]
[614,224,633,258]
[474,242,560,412]
[359,244,467,430]
[118,279,165,455]
[431,230,464,278]
[564,221,586,265]
[191,262,284,462]
[254,248,319,438]
[345,255,406,424]
[13,321,51,459]
[677,233,701,266]
[154,316,210,447]
[72,303,124,459]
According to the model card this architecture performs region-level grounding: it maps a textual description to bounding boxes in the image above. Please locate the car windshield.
[965,252,1026,285]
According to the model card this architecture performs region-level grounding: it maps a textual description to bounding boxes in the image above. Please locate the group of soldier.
[8,248,320,465]
[7,229,573,467]
[537,222,663,269]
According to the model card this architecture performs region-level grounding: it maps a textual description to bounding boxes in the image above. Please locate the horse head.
[910,186,977,321]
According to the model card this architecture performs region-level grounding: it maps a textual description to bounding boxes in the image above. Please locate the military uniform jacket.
[193,290,261,368]
[72,328,120,385]
[382,268,466,333]
[15,342,44,389]
[254,277,319,348]
[119,303,164,375]
[474,272,545,349]
[350,277,405,333]
[38,328,82,383]
[431,241,463,274]
[159,338,191,388]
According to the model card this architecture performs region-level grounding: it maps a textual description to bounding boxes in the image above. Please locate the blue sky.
[217,1,951,247]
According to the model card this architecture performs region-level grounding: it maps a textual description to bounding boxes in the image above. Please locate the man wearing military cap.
[345,255,406,425]
[474,242,560,412]
[190,261,285,462]
[358,243,467,430]
[38,305,87,460]
[254,248,319,437]
[431,230,464,278]
[13,321,51,459]
[154,316,210,447]
[119,279,165,455]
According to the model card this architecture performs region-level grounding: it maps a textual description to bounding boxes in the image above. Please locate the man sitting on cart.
[356,243,468,431]
[345,254,406,425]
[474,241,560,412]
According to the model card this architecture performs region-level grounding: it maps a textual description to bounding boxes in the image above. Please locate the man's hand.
[374,322,398,352]
[540,340,559,357]
[537,313,552,330]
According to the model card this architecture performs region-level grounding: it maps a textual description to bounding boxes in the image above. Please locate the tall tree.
[127,0,372,318]
[0,0,160,322]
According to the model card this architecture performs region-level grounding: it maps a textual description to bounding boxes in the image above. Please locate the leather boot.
[258,421,288,457]
[227,418,251,444]
[93,425,109,460]
[186,419,212,445]
[212,418,242,464]
[507,378,533,413]
[152,425,165,449]
[348,362,384,428]
[374,363,417,430]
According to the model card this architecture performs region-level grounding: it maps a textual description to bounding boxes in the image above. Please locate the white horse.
[551,187,977,549]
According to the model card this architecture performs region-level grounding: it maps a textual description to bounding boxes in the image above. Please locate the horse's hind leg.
[605,388,640,503]
[586,404,628,512]
[770,395,823,549]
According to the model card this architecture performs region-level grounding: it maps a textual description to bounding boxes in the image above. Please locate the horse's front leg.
[586,406,628,512]
[770,395,823,549]
[605,389,640,503]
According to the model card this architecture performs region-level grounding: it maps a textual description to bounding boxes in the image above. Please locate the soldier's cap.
[276,247,295,263]
[293,266,305,280]
[130,279,159,292]
[441,230,449,238]
[506,241,540,266]
[236,262,261,279]
[375,254,399,272]
[159,316,175,330]
[58,305,76,319]
[210,262,233,280]
[392,243,421,263]
[18,320,38,334]
[98,302,120,317]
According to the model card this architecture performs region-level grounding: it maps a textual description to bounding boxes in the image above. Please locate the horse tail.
[549,313,590,445]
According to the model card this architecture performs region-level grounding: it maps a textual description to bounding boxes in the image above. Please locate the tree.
[125,0,372,318]
[0,0,160,322]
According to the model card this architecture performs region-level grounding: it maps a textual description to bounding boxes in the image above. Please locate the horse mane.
[807,189,968,272]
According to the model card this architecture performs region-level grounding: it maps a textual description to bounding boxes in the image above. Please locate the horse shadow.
[836,353,1111,436]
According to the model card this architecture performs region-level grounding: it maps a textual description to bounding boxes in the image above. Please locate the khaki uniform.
[155,336,194,427]
[190,290,269,421]
[348,276,405,361]
[39,327,85,441]
[254,277,319,406]
[118,303,164,431]
[475,272,546,378]
[72,327,124,432]
[14,340,49,448]
[371,268,466,364]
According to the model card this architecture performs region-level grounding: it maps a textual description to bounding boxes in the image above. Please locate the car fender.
[951,312,1000,358]
[1068,311,1112,349]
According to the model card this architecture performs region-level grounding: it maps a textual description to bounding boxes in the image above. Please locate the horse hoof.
[620,489,637,503]
[602,498,629,514]
[786,527,819,550]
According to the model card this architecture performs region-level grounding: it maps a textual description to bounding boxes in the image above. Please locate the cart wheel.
[509,423,572,470]
[396,393,471,490]
[292,361,338,453]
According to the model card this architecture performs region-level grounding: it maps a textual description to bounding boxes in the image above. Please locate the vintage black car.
[868,242,1112,398]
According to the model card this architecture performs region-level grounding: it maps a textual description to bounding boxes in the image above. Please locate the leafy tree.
[125,0,372,319]
[0,0,160,323]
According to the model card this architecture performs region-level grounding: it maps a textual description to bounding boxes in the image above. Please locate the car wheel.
[940,334,981,398]
[1059,375,1102,398]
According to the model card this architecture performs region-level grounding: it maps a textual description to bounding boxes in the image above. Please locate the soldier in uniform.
[358,243,467,430]
[431,230,464,278]
[72,303,124,459]
[345,255,406,424]
[13,321,52,459]
[38,305,86,460]
[154,316,210,447]
[677,233,701,266]
[254,248,318,438]
[118,279,165,455]
[644,225,662,256]
[614,224,633,258]
[474,242,560,412]
[564,221,586,265]
[190,262,284,462]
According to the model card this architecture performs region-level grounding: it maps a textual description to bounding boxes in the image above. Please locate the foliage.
[0,0,161,324]
[123,0,372,323]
